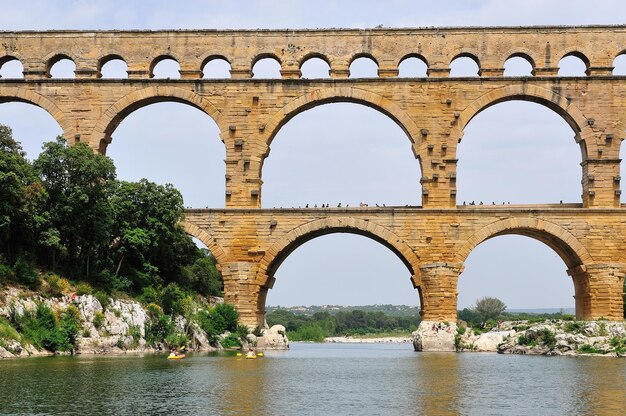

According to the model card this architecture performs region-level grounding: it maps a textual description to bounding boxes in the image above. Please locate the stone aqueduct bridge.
[2,26,626,325]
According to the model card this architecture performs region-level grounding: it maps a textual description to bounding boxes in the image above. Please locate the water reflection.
[411,353,461,416]
[0,345,625,415]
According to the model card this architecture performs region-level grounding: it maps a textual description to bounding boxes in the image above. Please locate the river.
[1,343,624,415]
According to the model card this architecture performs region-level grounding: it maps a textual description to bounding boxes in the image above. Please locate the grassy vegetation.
[8,303,80,352]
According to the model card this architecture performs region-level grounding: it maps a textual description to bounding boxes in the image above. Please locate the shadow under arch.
[262,86,423,159]
[182,220,227,271]
[255,217,423,315]
[0,86,71,138]
[91,86,224,153]
[453,84,590,159]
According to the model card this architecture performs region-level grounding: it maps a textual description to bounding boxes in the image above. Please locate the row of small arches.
[2,52,626,79]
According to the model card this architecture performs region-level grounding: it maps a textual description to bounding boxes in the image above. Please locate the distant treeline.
[266,309,421,341]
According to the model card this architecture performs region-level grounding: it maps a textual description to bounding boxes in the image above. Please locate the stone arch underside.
[0,86,72,137]
[182,221,227,270]
[255,217,422,291]
[262,86,423,159]
[91,86,224,153]
[455,217,591,269]
[453,84,592,159]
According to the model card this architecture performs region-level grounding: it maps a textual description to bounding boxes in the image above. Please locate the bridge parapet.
[2,26,626,81]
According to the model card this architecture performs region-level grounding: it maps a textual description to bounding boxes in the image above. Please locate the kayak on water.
[167,353,186,360]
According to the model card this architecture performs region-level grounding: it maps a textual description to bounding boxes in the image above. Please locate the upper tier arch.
[0,86,71,138]
[262,86,423,159]
[452,84,590,159]
[91,86,224,153]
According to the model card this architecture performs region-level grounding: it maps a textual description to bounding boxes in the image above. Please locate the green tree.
[474,297,507,322]
[0,125,47,264]
[110,179,198,290]
[34,137,116,279]
[181,251,223,296]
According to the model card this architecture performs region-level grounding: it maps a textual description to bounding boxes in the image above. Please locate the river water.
[1,343,625,415]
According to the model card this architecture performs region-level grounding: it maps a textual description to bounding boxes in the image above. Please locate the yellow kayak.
[167,353,186,360]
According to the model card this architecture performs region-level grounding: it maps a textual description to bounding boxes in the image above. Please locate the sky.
[1,0,626,311]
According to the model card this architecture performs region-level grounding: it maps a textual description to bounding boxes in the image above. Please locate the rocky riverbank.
[0,287,288,358]
[412,319,626,356]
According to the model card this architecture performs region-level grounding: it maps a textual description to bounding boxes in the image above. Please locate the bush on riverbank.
[8,303,80,352]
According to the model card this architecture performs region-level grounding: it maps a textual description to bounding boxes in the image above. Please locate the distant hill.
[506,308,575,314]
[266,304,421,317]
[267,305,575,317]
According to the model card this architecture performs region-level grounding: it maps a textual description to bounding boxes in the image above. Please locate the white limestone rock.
[256,325,289,350]
[412,321,457,352]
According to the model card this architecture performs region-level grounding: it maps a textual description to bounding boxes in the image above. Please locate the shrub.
[93,311,105,329]
[145,303,163,318]
[74,282,93,296]
[577,344,600,354]
[196,310,219,345]
[252,326,264,337]
[540,329,557,349]
[13,257,39,288]
[82,329,91,338]
[518,334,534,347]
[165,333,187,349]
[290,323,325,342]
[220,333,241,348]
[137,286,161,305]
[128,325,141,349]
[236,324,249,340]
[564,321,584,334]
[162,283,186,316]
[0,262,14,282]
[598,322,608,336]
[12,303,62,351]
[145,307,175,347]
[610,336,626,355]
[456,326,466,335]
[93,291,110,309]
[58,305,81,351]
[46,274,71,296]
[211,303,239,333]
[0,318,20,341]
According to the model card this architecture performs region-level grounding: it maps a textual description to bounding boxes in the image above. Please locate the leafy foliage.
[473,297,507,323]
[9,303,80,352]
[0,126,223,303]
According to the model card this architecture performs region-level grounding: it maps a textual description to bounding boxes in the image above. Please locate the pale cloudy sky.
[1,0,625,310]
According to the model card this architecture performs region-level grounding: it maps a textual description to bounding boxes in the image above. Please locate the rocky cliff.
[0,287,288,358]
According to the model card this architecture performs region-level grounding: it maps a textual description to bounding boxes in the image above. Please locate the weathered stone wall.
[2,27,626,325]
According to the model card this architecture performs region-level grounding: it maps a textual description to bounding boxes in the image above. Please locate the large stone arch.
[0,86,72,139]
[91,85,224,153]
[451,84,592,159]
[256,216,422,290]
[182,221,228,271]
[262,86,423,159]
[455,216,594,318]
